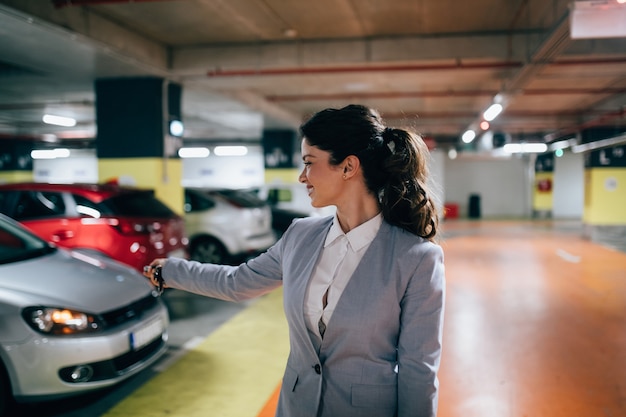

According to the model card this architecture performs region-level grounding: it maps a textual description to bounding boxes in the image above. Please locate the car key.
[144,265,164,295]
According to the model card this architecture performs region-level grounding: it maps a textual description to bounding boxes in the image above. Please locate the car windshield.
[100,191,177,218]
[0,216,55,264]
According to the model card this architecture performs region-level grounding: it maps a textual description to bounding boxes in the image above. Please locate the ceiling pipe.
[0,101,94,111]
[52,0,175,8]
[267,87,626,102]
[544,108,626,142]
[459,10,573,143]
[207,61,523,78]
[571,133,626,153]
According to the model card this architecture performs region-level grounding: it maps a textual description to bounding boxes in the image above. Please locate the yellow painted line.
[104,288,289,417]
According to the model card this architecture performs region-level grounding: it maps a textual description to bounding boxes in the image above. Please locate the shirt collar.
[324,212,383,251]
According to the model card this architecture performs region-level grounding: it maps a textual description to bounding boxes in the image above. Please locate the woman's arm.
[152,235,285,302]
[397,242,446,417]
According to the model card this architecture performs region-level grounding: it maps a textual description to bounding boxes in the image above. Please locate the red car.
[0,182,188,272]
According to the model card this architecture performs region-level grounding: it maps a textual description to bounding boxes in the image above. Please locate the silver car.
[0,214,169,416]
[184,188,276,265]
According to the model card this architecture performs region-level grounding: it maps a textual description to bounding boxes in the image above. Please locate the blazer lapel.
[285,217,333,352]
[320,222,394,343]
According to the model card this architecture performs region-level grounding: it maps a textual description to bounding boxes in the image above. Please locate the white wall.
[33,150,98,183]
[181,145,265,189]
[430,149,446,217]
[442,151,586,219]
[443,155,531,218]
[553,152,584,219]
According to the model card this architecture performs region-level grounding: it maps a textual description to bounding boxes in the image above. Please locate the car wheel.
[0,361,14,417]
[190,237,229,264]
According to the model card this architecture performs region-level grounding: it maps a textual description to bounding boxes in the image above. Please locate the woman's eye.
[303,161,312,166]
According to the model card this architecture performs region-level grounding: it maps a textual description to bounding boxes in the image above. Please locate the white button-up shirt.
[304,212,383,338]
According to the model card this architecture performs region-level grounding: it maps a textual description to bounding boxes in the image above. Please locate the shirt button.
[314,364,321,374]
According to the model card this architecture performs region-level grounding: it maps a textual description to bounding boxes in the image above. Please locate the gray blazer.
[163,215,445,417]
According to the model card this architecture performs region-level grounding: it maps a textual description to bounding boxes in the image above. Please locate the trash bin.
[468,194,481,219]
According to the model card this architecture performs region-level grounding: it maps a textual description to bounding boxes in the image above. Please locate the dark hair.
[300,104,439,241]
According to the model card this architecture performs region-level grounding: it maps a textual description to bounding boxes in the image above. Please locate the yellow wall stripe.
[0,171,33,184]
[265,168,300,184]
[533,172,553,211]
[98,158,184,215]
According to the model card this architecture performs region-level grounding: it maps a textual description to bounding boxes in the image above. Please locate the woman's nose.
[298,169,306,183]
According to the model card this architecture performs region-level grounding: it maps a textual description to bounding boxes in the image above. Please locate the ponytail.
[379,128,439,241]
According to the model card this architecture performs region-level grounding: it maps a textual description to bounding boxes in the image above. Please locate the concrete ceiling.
[0,0,625,151]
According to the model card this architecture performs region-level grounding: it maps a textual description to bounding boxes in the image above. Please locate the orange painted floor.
[437,220,626,417]
[259,220,626,417]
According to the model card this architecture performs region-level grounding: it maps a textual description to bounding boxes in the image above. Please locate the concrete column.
[94,77,184,214]
[0,139,34,183]
[262,129,300,184]
[583,144,626,249]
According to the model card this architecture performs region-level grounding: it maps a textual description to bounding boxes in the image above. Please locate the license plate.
[130,319,163,351]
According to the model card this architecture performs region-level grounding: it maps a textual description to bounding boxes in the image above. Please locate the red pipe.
[267,90,498,102]
[381,109,613,121]
[267,88,626,102]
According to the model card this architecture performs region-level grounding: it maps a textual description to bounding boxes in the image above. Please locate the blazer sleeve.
[161,235,285,302]
[397,242,445,417]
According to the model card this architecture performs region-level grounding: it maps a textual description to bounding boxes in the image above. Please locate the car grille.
[58,337,166,383]
[99,293,159,329]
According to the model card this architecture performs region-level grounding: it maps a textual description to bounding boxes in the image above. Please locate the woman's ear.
[342,155,360,179]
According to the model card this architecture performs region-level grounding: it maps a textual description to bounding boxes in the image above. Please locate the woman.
[144,104,445,417]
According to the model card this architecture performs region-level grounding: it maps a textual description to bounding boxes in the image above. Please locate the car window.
[0,190,18,215]
[184,190,216,213]
[100,191,176,218]
[73,194,110,218]
[0,216,54,264]
[12,191,66,220]
[213,189,266,208]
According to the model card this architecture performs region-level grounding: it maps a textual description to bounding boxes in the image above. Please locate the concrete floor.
[8,219,626,417]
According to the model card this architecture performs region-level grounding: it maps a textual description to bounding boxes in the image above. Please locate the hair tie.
[383,128,396,154]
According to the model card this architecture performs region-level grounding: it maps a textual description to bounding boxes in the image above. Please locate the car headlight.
[22,307,101,335]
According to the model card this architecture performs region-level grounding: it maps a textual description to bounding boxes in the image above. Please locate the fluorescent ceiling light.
[549,138,577,151]
[503,143,548,154]
[178,147,210,158]
[42,114,76,127]
[31,148,71,159]
[462,130,476,143]
[214,146,248,156]
[483,104,503,122]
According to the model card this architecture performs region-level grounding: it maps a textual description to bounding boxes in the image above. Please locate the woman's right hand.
[142,258,168,288]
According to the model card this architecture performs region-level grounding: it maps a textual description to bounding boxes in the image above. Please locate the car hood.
[0,248,156,313]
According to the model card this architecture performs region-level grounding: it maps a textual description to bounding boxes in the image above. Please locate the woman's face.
[299,138,345,208]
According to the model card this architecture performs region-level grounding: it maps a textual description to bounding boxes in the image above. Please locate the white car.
[184,188,277,264]
[0,214,169,416]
